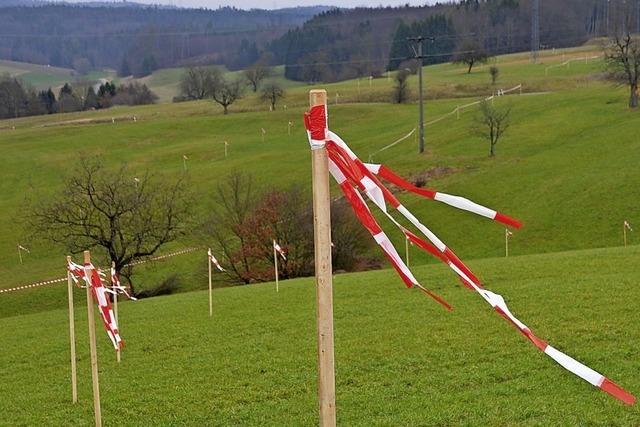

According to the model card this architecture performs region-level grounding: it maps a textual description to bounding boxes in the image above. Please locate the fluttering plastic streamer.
[303,102,636,405]
[207,248,226,272]
[68,260,124,350]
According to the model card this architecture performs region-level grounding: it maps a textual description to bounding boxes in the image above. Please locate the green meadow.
[1,247,638,425]
[1,43,639,425]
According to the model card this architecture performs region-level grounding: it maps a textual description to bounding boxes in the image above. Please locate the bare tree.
[475,100,511,157]
[261,82,285,110]
[203,172,258,284]
[392,69,410,104]
[28,158,192,293]
[606,34,640,108]
[453,41,489,74]
[243,63,272,92]
[179,66,219,101]
[209,75,244,115]
[489,66,499,85]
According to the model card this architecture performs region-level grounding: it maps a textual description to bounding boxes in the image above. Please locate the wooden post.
[112,262,120,363]
[273,240,279,293]
[224,141,228,158]
[84,251,102,427]
[309,89,336,427]
[17,245,22,265]
[405,237,410,267]
[624,223,628,248]
[505,229,509,257]
[66,256,78,403]
[208,248,213,316]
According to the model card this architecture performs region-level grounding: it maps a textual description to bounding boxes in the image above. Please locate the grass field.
[1,81,639,297]
[1,42,639,425]
[0,60,113,91]
[1,246,638,425]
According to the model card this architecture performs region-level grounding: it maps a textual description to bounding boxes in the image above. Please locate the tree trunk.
[630,84,639,109]
[467,61,473,74]
[490,140,496,157]
[223,105,229,115]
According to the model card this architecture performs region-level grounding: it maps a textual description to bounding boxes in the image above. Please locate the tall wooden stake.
[310,89,336,427]
[624,223,628,248]
[112,262,120,363]
[405,237,410,267]
[18,245,23,264]
[273,240,279,293]
[208,248,213,316]
[505,229,510,257]
[84,251,102,427]
[66,256,78,404]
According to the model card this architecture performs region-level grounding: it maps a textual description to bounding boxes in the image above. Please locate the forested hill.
[0,4,331,76]
[270,0,633,82]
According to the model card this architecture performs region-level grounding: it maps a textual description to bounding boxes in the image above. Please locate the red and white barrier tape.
[0,247,199,295]
[304,99,636,405]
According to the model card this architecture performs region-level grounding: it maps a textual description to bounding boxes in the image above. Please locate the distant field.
[1,81,639,301]
[1,246,638,425]
[0,59,114,91]
[136,45,606,105]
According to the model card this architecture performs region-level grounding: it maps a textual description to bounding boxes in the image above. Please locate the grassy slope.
[1,246,638,425]
[0,60,112,91]
[1,81,639,294]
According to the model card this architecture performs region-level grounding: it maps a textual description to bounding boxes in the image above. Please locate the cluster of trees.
[30,162,374,294]
[176,65,285,113]
[204,173,373,284]
[271,0,639,83]
[0,4,324,77]
[0,75,157,119]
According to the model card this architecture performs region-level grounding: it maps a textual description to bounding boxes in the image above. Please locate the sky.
[59,0,438,9]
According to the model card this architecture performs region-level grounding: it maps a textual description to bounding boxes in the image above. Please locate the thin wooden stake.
[624,223,627,248]
[66,256,78,403]
[505,229,510,257]
[18,245,22,265]
[273,240,279,293]
[112,262,120,363]
[405,237,410,267]
[309,89,336,427]
[224,141,228,158]
[208,248,213,316]
[84,250,102,427]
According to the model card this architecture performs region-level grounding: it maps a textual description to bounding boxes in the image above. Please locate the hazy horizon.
[50,0,439,10]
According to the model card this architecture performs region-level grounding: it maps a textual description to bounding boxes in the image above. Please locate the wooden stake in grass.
[624,221,633,247]
[66,256,78,404]
[505,229,513,257]
[273,240,279,293]
[309,89,336,427]
[405,236,410,267]
[112,262,120,364]
[208,248,213,316]
[224,141,228,158]
[84,250,102,427]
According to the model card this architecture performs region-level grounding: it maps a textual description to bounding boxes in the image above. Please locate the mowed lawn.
[0,246,638,425]
[1,81,639,298]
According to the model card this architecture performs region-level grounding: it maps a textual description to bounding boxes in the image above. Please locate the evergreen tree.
[119,58,131,77]
[84,87,99,110]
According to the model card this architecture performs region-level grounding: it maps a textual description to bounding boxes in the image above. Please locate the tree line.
[175,64,285,114]
[0,75,157,120]
[0,4,325,77]
[270,0,640,82]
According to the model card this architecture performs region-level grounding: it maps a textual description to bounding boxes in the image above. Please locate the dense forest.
[0,4,328,76]
[270,0,640,82]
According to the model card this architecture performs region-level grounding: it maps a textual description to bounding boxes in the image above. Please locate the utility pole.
[407,36,433,154]
[637,0,640,33]
[531,0,540,63]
